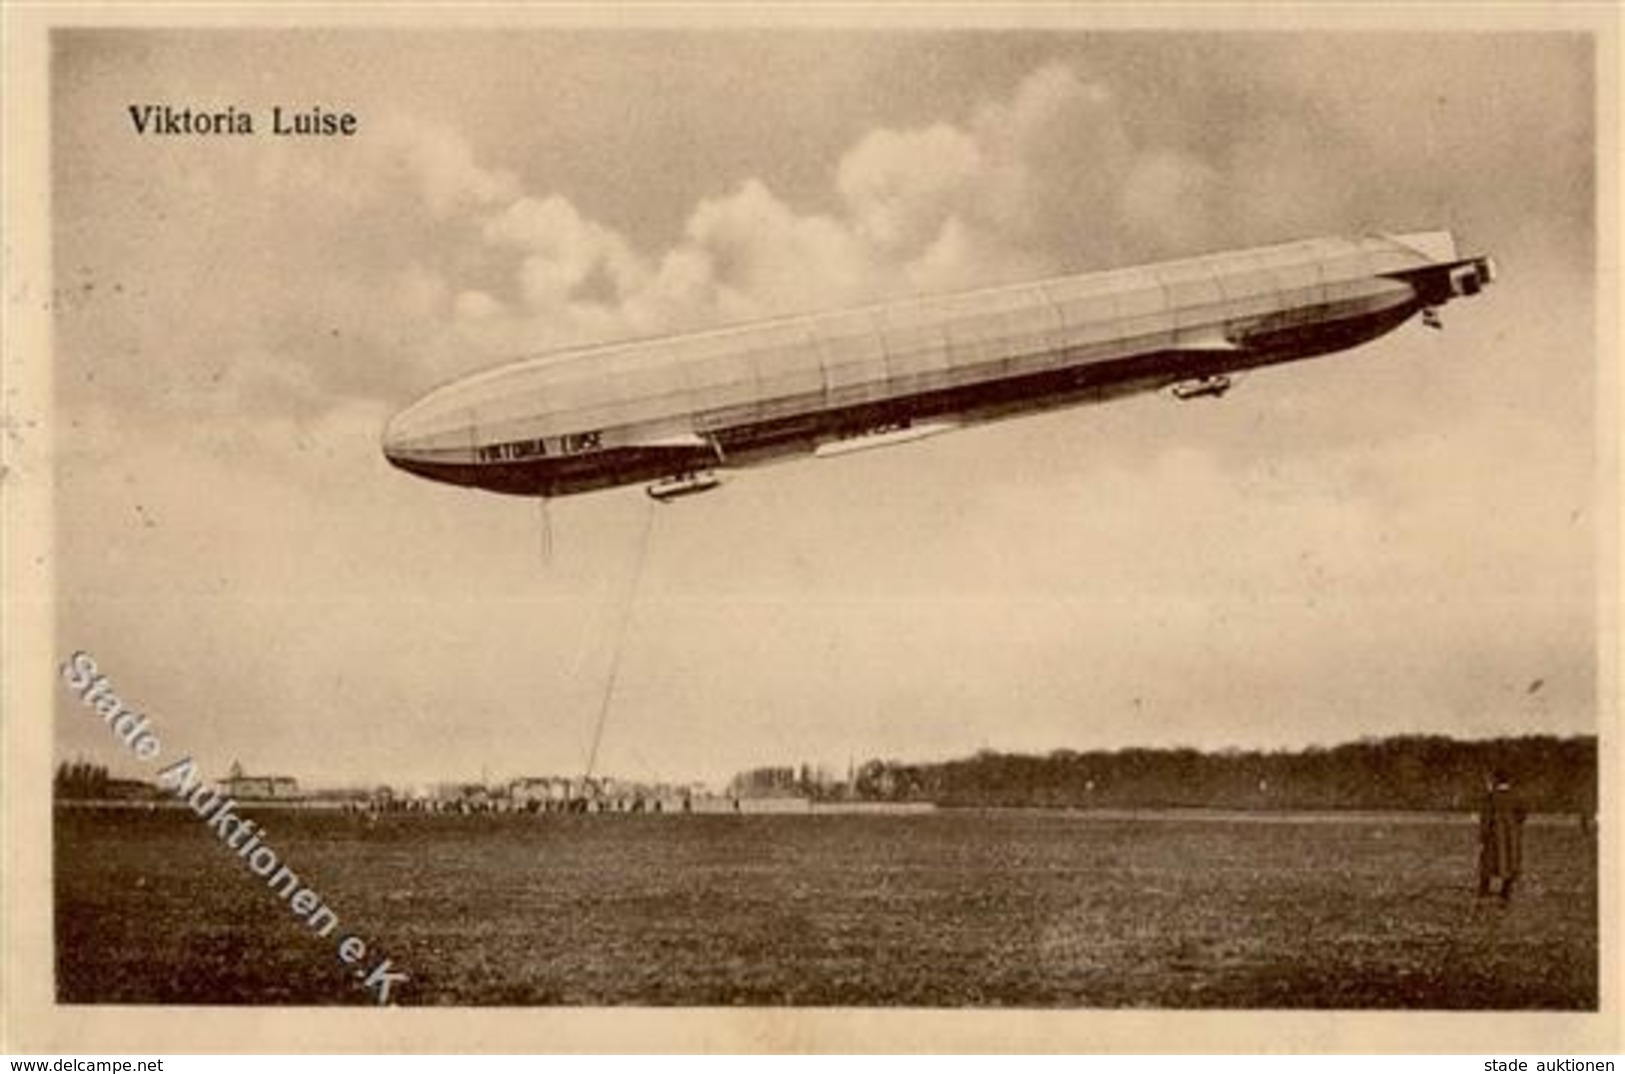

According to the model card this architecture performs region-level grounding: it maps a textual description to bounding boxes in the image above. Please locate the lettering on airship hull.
[383,231,1495,499]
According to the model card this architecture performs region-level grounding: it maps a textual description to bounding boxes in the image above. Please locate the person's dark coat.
[1479,785,1527,882]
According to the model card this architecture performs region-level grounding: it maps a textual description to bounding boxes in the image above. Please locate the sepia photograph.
[2,3,1618,1056]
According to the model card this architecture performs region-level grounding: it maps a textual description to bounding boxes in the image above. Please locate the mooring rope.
[535,496,553,566]
[581,496,659,784]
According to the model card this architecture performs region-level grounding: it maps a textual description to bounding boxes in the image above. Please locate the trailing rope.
[535,496,553,566]
[581,496,658,784]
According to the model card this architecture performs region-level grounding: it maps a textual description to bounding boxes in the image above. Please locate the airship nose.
[380,406,413,461]
[380,391,475,488]
[380,405,420,467]
[380,388,463,467]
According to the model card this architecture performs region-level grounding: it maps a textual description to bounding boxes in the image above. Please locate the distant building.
[511,776,574,806]
[104,777,162,802]
[728,765,802,798]
[439,782,486,804]
[218,760,299,801]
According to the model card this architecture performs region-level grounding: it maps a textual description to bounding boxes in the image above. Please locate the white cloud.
[481,195,649,309]
[351,61,1248,376]
[682,178,889,315]
[375,117,520,217]
[903,215,1047,294]
[836,123,984,252]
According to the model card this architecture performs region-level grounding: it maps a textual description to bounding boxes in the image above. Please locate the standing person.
[1478,769,1527,901]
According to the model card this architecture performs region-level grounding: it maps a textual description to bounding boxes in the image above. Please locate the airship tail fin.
[1388,230,1460,262]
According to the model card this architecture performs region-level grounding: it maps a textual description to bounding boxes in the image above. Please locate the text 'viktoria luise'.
[128,104,358,136]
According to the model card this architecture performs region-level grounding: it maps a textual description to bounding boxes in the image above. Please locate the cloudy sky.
[48,28,1598,790]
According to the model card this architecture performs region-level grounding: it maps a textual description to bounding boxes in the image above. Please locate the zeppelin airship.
[383,230,1495,500]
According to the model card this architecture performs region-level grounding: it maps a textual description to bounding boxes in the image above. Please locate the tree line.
[836,735,1596,812]
[54,761,113,799]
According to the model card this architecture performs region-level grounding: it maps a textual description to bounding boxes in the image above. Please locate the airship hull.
[383,232,1494,497]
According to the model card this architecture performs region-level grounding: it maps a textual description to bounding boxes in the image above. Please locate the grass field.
[54,806,1596,1007]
